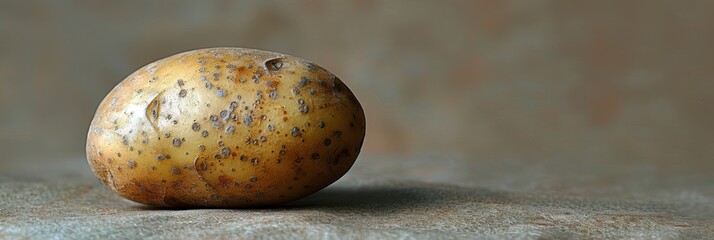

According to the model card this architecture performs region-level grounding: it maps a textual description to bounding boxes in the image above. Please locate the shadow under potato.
[291,184,699,219]
[131,183,511,211]
[283,184,511,212]
[132,182,686,217]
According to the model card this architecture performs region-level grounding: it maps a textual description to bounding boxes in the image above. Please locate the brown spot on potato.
[298,77,310,87]
[216,89,226,97]
[218,175,232,189]
[243,114,253,126]
[128,160,136,169]
[298,105,309,114]
[341,148,351,156]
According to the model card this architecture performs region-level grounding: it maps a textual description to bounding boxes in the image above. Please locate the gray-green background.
[1,1,712,187]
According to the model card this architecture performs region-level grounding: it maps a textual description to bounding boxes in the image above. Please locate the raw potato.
[86,48,365,207]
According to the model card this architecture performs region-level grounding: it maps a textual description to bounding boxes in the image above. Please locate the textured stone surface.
[1,155,712,239]
[2,1,713,238]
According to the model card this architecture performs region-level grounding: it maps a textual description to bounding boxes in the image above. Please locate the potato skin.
[86,48,365,207]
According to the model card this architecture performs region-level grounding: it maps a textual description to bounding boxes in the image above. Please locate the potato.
[86,48,365,207]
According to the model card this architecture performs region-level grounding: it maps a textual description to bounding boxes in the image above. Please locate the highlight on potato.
[86,48,366,207]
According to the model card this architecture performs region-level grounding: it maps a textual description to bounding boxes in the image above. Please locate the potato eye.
[265,57,285,72]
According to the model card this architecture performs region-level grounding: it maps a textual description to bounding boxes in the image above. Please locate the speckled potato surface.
[86,48,365,207]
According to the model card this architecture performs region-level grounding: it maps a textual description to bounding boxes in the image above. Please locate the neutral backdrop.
[1,0,713,190]
[2,1,714,238]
